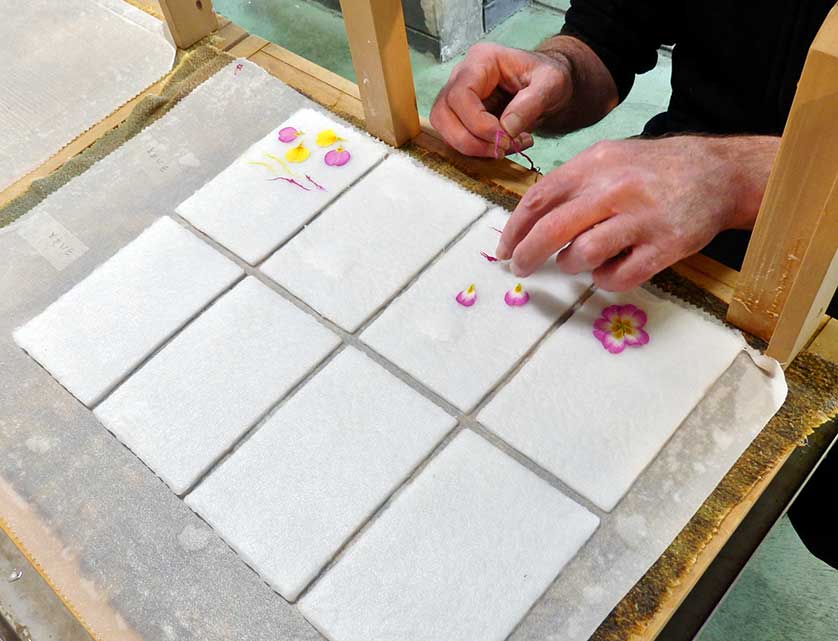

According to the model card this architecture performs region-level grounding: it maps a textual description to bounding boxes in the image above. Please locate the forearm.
[704,135,779,231]
[534,35,620,133]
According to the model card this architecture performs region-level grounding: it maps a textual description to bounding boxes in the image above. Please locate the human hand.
[496,136,778,290]
[429,42,573,158]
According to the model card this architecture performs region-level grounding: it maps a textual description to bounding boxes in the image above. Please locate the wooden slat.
[227,35,269,59]
[766,179,838,366]
[728,6,838,345]
[214,20,248,51]
[809,318,838,362]
[158,0,218,49]
[337,0,420,146]
[261,43,360,99]
[249,50,365,121]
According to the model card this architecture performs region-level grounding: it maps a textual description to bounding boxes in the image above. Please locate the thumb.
[499,64,569,138]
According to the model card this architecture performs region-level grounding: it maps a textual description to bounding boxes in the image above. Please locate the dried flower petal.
[456,284,477,307]
[592,304,650,354]
[324,146,351,166]
[316,129,344,147]
[278,127,301,143]
[504,283,530,307]
[285,143,310,163]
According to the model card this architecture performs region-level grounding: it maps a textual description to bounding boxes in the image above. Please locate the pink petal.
[504,290,530,307]
[455,291,476,307]
[325,149,351,166]
[635,329,650,345]
[601,332,626,353]
[621,304,648,328]
[278,127,299,143]
[601,305,623,322]
[593,317,612,333]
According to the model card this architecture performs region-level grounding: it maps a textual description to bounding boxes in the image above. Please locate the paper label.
[17,212,89,271]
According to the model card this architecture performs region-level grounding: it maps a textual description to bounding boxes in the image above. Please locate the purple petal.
[278,127,299,143]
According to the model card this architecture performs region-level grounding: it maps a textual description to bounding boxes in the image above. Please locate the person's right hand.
[430,43,573,158]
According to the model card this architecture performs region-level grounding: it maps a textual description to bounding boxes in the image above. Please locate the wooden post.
[727,6,838,349]
[338,0,422,147]
[766,179,838,366]
[158,0,218,49]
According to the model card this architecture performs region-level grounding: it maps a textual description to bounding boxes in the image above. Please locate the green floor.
[697,516,838,641]
[213,2,838,639]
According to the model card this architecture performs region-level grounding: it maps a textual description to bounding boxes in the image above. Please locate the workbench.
[1,3,836,641]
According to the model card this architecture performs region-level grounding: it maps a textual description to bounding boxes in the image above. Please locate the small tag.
[17,212,89,271]
[144,137,172,174]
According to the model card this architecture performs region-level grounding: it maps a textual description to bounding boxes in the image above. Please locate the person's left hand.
[496,135,777,290]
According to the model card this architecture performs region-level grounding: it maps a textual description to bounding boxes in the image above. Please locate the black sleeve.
[560,0,674,102]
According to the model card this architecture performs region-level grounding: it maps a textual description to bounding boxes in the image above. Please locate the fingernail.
[501,113,523,138]
[496,240,511,260]
[519,132,534,149]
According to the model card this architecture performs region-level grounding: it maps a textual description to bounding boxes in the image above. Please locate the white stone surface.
[299,429,599,641]
[176,108,387,265]
[362,208,591,410]
[187,347,456,601]
[479,288,744,512]
[14,217,242,406]
[260,155,487,331]
[95,277,339,494]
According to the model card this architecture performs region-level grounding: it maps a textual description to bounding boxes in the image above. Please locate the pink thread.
[490,226,503,234]
[494,128,541,178]
[269,176,310,191]
[480,251,500,262]
[234,63,244,75]
[305,175,325,191]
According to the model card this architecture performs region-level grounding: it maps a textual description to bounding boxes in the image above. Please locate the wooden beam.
[158,0,218,49]
[728,5,838,343]
[337,0,421,146]
[766,178,838,366]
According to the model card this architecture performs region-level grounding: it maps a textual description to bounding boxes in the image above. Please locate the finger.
[555,215,639,274]
[429,99,496,157]
[446,73,504,145]
[592,244,663,291]
[510,196,610,277]
[499,64,568,138]
[496,168,579,259]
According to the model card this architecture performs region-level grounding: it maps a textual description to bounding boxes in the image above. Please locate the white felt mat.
[14,216,242,407]
[299,429,599,641]
[362,208,591,411]
[187,347,456,601]
[261,155,487,331]
[479,287,745,511]
[0,0,175,191]
[176,108,388,264]
[95,276,340,495]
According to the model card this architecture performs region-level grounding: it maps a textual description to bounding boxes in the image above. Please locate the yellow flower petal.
[315,129,342,147]
[285,143,310,163]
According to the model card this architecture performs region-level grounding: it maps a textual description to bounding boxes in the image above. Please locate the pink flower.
[592,304,650,354]
[504,283,529,307]
[325,146,351,166]
[278,127,301,143]
[456,284,477,307]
